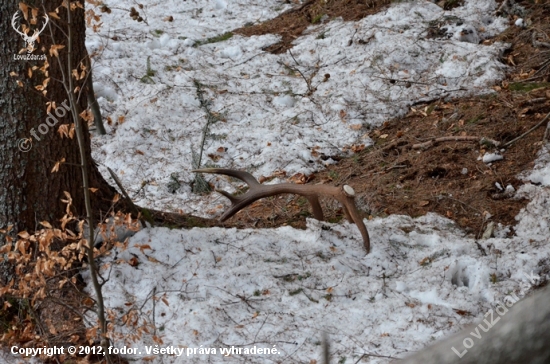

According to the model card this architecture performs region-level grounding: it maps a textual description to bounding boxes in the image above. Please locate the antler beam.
[193,168,370,253]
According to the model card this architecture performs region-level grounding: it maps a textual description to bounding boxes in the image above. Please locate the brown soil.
[7,2,549,362]
[234,0,392,54]
[222,0,550,239]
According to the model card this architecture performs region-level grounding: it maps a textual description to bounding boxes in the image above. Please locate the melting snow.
[72,0,550,363]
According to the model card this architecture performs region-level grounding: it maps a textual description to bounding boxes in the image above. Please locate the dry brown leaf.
[82,297,95,307]
[48,11,61,20]
[208,153,222,162]
[51,158,66,173]
[147,256,160,263]
[57,124,69,138]
[339,109,347,120]
[454,309,470,316]
[288,173,312,184]
[49,44,65,58]
[40,221,52,229]
[135,244,152,253]
[19,3,29,20]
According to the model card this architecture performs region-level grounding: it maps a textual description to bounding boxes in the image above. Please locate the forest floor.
[4,1,550,363]
[228,0,550,242]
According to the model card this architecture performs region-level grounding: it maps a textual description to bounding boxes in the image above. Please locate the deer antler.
[193,168,370,253]
[11,13,49,52]
[34,15,49,39]
[11,13,27,38]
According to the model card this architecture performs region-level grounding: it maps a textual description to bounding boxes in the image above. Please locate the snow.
[481,152,504,163]
[69,0,550,363]
[87,0,509,214]
[515,18,525,27]
[84,209,550,363]
[525,146,550,186]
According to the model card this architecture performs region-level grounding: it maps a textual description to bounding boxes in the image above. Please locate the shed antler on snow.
[193,168,370,253]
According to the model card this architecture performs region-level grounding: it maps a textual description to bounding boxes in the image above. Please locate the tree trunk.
[0,1,117,237]
[399,285,550,364]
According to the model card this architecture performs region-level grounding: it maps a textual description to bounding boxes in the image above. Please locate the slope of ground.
[226,0,550,240]
[3,1,550,363]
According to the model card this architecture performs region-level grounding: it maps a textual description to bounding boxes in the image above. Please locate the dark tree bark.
[0,0,117,237]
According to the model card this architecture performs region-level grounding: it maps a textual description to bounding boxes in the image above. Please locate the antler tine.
[12,13,26,37]
[193,168,260,187]
[28,14,49,41]
[193,168,268,221]
[337,187,370,253]
[38,14,49,34]
[192,168,371,253]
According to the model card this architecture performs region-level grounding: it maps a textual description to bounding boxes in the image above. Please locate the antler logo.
[11,10,49,54]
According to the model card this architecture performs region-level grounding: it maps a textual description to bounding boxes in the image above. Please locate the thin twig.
[106,167,147,227]
[354,352,397,363]
[50,5,112,362]
[503,111,550,147]
[532,31,550,49]
[287,50,314,94]
[412,136,500,150]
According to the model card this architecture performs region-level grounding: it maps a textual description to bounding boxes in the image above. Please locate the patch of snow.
[482,152,503,163]
[272,95,296,107]
[88,0,509,214]
[79,0,550,363]
[515,18,525,27]
[87,210,550,363]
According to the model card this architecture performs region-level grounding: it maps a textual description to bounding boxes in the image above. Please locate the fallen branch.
[282,50,316,95]
[503,110,550,148]
[532,31,550,49]
[412,136,500,150]
[496,0,510,16]
[521,97,547,106]
[106,167,147,228]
